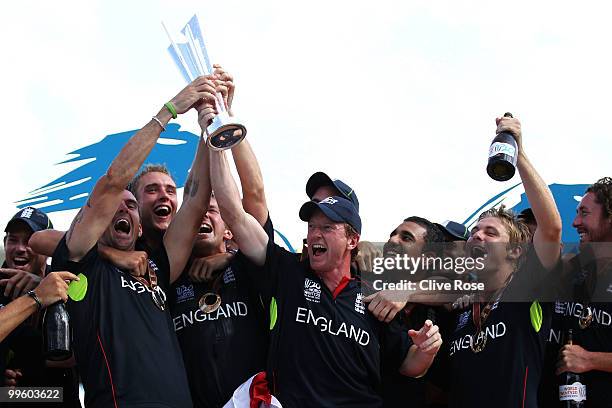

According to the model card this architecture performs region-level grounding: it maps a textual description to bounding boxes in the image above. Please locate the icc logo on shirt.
[304,278,322,303]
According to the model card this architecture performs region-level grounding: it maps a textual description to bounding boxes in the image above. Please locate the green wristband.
[164,102,178,119]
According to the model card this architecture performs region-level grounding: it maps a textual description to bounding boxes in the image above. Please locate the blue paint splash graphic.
[463,183,588,243]
[16,123,199,213]
[16,124,297,253]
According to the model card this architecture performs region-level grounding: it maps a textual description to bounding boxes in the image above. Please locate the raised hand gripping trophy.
[163,15,246,151]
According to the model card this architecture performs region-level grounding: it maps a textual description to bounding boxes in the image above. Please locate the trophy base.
[206,112,247,151]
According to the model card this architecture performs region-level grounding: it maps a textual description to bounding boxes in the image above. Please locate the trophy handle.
[206,111,247,151]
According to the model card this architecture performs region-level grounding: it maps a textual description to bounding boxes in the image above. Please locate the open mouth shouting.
[198,222,213,236]
[11,256,30,268]
[469,245,488,259]
[154,204,172,218]
[114,218,132,236]
[311,243,328,257]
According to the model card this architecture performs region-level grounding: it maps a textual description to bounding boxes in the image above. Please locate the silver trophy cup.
[164,15,246,151]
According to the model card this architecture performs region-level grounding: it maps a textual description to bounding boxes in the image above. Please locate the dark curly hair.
[586,177,612,220]
[403,216,445,256]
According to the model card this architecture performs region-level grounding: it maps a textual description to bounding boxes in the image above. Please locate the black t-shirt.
[52,236,192,408]
[0,262,21,377]
[448,299,551,408]
[170,256,268,408]
[447,250,556,408]
[0,292,10,376]
[0,263,81,407]
[170,217,274,408]
[250,240,413,408]
[541,301,612,408]
[169,217,275,408]
[539,247,612,408]
[381,305,441,408]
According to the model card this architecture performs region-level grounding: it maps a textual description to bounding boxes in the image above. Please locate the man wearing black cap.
[517,208,537,238]
[210,149,442,407]
[1,207,53,385]
[1,207,83,407]
[435,220,470,243]
[306,171,382,273]
[306,171,360,210]
[1,207,53,299]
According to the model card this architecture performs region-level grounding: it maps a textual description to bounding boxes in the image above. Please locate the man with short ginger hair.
[209,144,442,406]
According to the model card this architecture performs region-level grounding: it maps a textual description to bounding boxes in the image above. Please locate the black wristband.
[26,290,43,310]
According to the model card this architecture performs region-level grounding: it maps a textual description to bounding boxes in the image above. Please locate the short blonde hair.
[127,164,175,200]
[478,205,530,244]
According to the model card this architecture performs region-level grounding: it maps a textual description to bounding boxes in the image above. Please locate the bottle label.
[559,382,587,401]
[489,142,516,158]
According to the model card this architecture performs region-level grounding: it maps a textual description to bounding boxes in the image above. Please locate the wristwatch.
[26,290,43,310]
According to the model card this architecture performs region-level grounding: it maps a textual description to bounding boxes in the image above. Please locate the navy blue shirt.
[52,236,192,408]
[169,217,274,408]
[250,240,413,408]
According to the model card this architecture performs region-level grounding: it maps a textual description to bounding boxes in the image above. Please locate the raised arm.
[209,149,269,266]
[497,116,562,269]
[213,64,269,226]
[65,78,215,261]
[163,98,217,283]
[233,139,268,225]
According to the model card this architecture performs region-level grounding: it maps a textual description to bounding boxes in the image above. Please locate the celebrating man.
[31,77,220,407]
[446,115,562,407]
[209,144,442,406]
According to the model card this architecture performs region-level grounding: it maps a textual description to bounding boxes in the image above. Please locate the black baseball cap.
[305,172,359,212]
[434,220,470,241]
[5,207,54,233]
[299,196,362,234]
[517,208,536,224]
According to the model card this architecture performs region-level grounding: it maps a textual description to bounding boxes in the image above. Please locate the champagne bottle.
[559,329,586,407]
[43,302,72,361]
[487,112,518,181]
